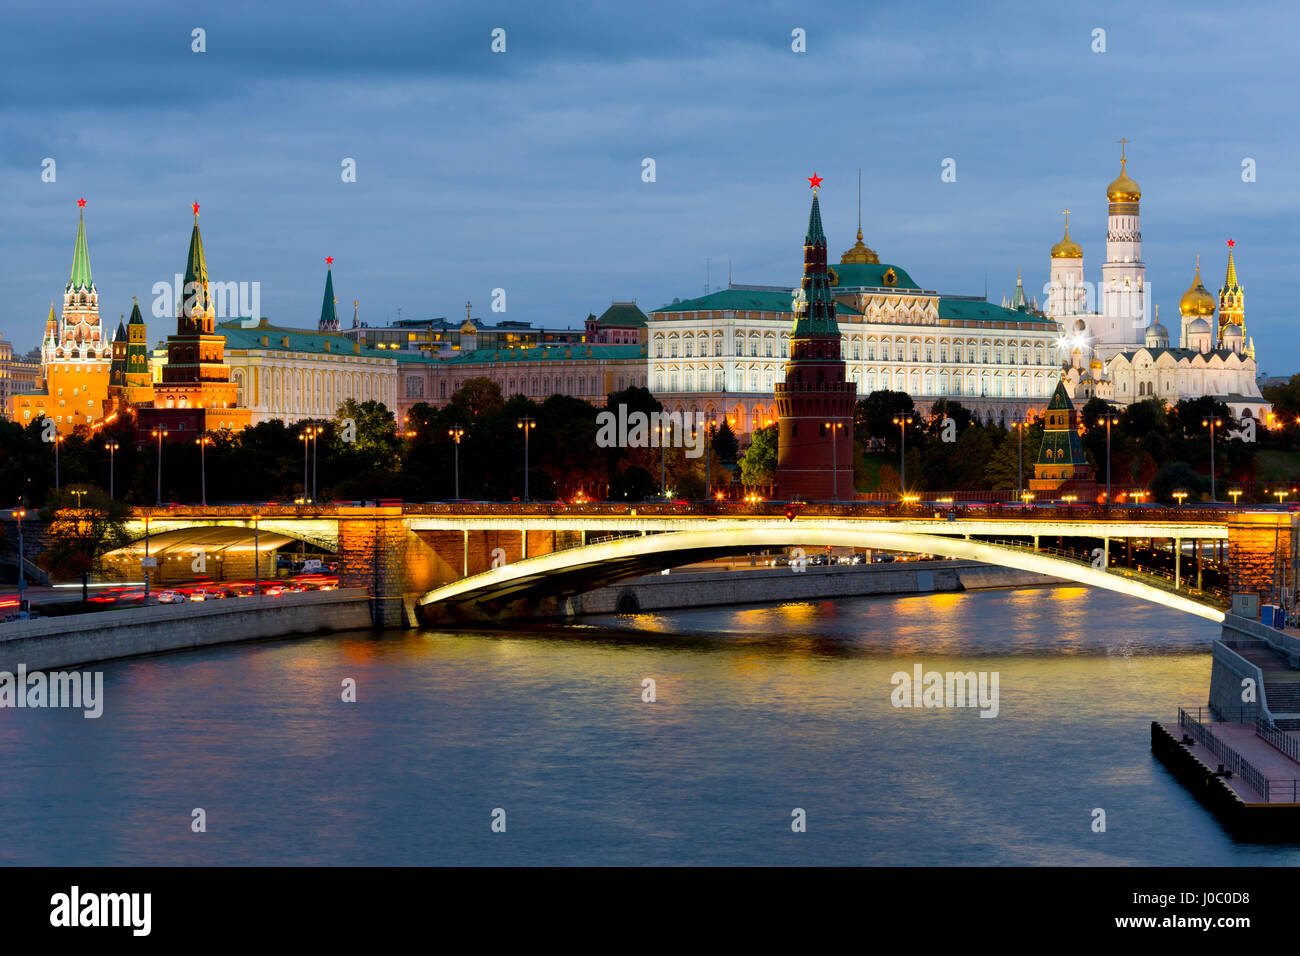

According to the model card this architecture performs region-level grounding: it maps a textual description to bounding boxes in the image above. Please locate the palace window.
[896,345,904,361]
[765,339,773,358]
[924,344,933,362]
[670,340,678,358]
[685,340,693,358]
[911,344,919,362]
[939,343,948,363]
[749,339,758,358]
[852,339,861,360]
[655,340,664,358]
[866,341,876,361]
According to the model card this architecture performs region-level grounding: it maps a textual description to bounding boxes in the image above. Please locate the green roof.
[596,302,648,327]
[651,288,860,316]
[217,319,409,360]
[185,219,207,288]
[937,298,1054,324]
[67,210,94,292]
[830,261,920,290]
[439,344,644,364]
[1046,379,1072,411]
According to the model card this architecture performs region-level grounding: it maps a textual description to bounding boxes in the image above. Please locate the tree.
[450,377,505,418]
[855,390,916,446]
[39,484,131,586]
[713,418,739,463]
[739,424,778,490]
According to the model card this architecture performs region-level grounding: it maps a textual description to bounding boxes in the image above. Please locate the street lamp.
[298,430,311,503]
[104,440,120,499]
[13,509,25,602]
[1011,419,1029,502]
[705,411,715,500]
[448,426,465,500]
[195,434,212,506]
[151,428,168,504]
[1020,491,1035,505]
[252,514,261,591]
[517,416,536,501]
[308,425,320,502]
[1173,490,1188,506]
[655,422,668,499]
[1102,414,1120,504]
[52,434,63,491]
[892,415,913,490]
[1202,417,1221,503]
[1274,489,1291,505]
[1229,489,1243,505]
[825,421,844,502]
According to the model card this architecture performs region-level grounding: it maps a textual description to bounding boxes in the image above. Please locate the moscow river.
[3,584,1297,866]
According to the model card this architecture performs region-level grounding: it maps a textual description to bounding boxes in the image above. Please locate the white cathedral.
[1045,145,1269,424]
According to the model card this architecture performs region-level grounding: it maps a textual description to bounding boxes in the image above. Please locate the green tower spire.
[794,184,837,337]
[67,207,94,292]
[319,262,339,330]
[182,202,210,321]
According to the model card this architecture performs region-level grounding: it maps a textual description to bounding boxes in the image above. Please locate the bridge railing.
[399,500,1231,524]
[974,537,1228,606]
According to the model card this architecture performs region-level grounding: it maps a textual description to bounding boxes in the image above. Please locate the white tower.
[1097,140,1145,354]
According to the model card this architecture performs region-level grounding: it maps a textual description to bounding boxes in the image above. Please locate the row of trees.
[0,380,1275,511]
[0,383,742,508]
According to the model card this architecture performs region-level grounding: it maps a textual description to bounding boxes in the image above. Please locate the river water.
[2,585,1296,865]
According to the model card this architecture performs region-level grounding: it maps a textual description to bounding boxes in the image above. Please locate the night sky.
[2,1,1294,372]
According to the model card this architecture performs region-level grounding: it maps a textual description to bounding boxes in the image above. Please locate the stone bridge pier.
[1227,512,1300,609]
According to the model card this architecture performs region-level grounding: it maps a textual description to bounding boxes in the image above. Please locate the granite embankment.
[0,588,372,671]
[564,560,1063,615]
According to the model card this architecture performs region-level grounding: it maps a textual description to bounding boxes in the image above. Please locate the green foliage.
[713,418,739,463]
[739,424,778,489]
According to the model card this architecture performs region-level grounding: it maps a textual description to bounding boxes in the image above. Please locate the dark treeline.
[0,378,1276,509]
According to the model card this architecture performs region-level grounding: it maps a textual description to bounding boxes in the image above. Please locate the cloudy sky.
[2,0,1295,371]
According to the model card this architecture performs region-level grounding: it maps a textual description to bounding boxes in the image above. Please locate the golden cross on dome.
[1118,137,1129,161]
[465,300,472,320]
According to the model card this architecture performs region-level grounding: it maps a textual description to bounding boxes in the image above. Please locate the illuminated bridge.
[104,502,1299,626]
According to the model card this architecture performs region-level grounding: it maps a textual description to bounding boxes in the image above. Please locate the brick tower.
[775,177,856,500]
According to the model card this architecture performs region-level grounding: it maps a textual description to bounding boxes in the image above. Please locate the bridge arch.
[420,526,1225,623]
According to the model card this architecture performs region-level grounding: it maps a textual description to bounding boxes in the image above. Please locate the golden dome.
[1106,157,1140,202]
[840,228,879,264]
[1051,225,1082,259]
[1179,263,1216,317]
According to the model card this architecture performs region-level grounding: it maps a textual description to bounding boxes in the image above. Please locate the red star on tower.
[1227,238,1236,247]
[76,197,86,208]
[807,173,823,190]
[326,256,334,265]
[192,201,200,218]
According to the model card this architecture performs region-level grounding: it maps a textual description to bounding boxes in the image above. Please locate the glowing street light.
[1229,489,1243,505]
[893,415,914,490]
[151,428,169,504]
[1102,414,1120,504]
[13,508,26,600]
[517,416,536,501]
[825,421,844,502]
[1173,491,1188,506]
[51,433,64,491]
[195,434,213,506]
[1202,417,1221,502]
[104,440,120,499]
[448,426,465,500]
[1021,491,1035,505]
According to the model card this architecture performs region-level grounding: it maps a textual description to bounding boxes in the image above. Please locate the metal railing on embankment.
[1179,707,1300,804]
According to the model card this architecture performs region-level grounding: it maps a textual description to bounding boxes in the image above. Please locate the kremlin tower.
[10,201,113,433]
[136,203,251,439]
[775,177,856,501]
[1218,240,1253,357]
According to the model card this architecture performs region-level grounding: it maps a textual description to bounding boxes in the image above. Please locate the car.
[264,585,285,596]
[156,590,186,604]
[188,590,209,602]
